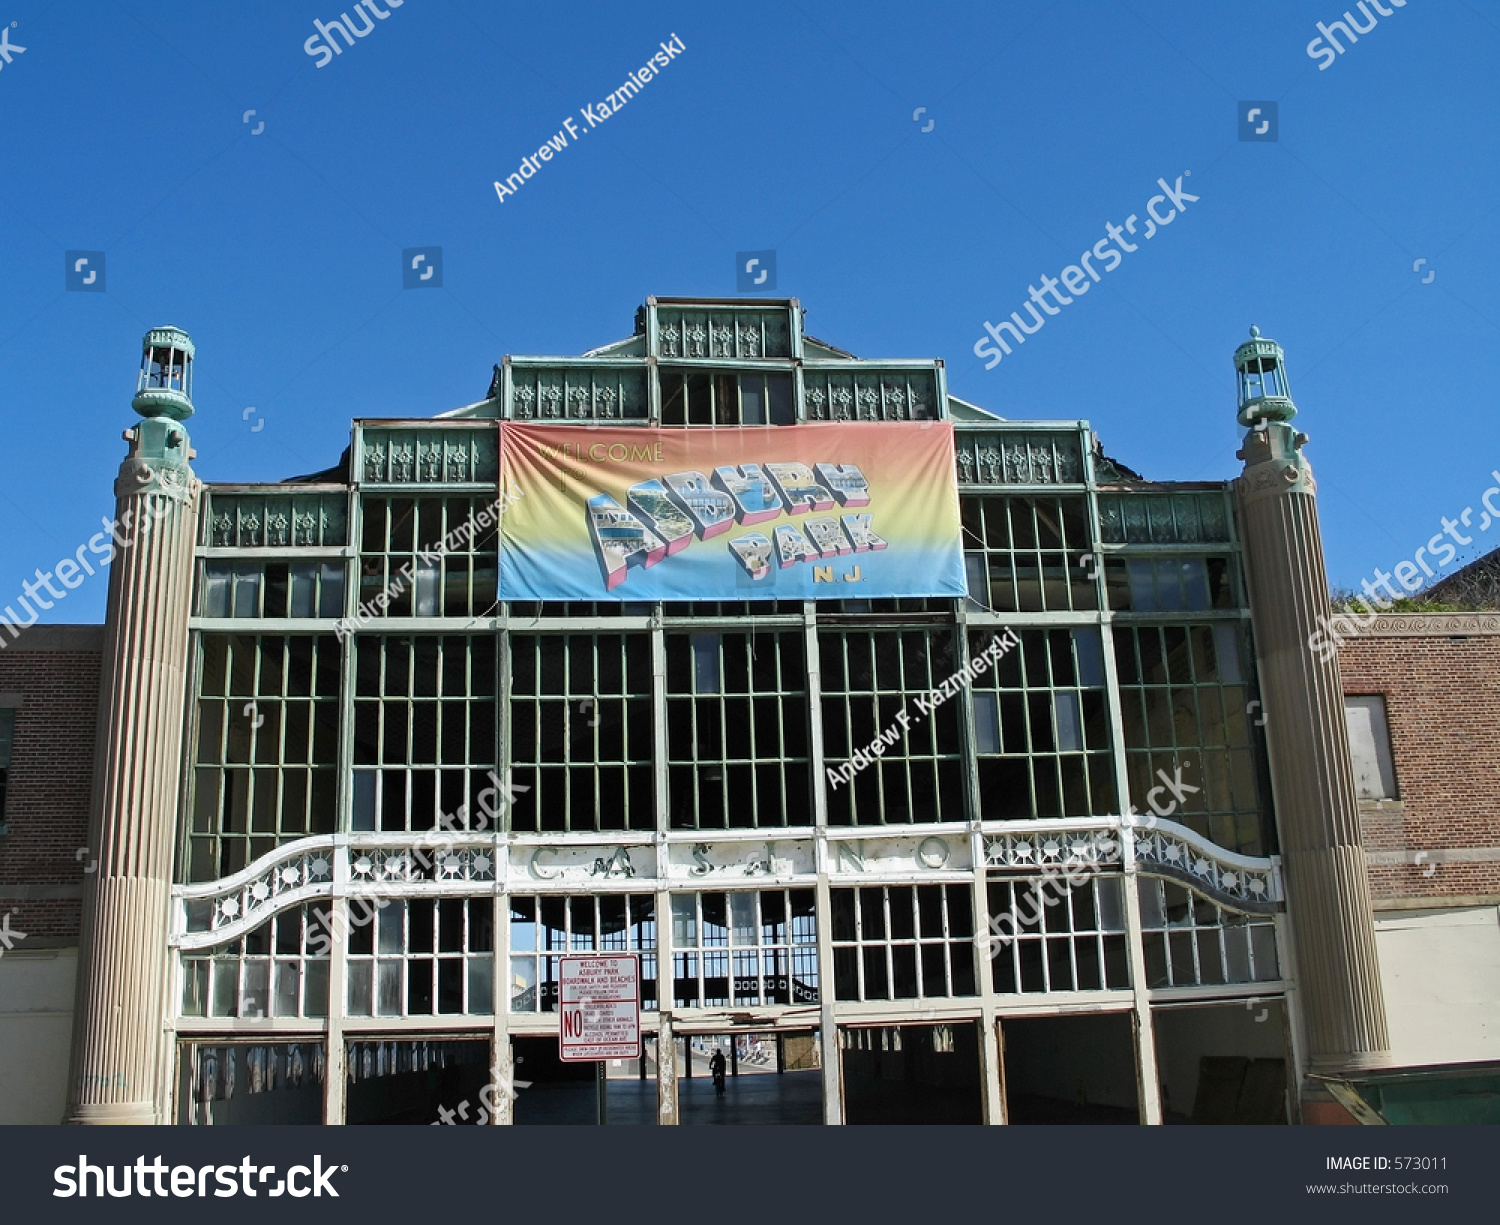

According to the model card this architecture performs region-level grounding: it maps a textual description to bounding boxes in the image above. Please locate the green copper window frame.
[665,631,811,830]
[818,628,965,826]
[187,635,342,882]
[351,634,498,833]
[507,633,654,833]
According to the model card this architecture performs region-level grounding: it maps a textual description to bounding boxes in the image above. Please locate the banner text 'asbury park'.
[498,422,967,602]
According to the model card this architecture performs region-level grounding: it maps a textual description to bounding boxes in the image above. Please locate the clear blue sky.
[2,0,1497,624]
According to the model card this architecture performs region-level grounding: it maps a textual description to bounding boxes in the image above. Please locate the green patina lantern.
[1234,325,1296,429]
[132,326,195,421]
[122,327,196,501]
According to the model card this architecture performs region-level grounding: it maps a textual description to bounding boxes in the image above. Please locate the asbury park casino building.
[54,298,1397,1125]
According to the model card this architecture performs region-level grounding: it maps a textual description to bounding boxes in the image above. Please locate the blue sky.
[1,0,1497,624]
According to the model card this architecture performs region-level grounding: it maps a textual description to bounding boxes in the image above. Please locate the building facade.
[1,299,1448,1124]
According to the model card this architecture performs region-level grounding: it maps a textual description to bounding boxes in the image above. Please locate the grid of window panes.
[830,885,976,1001]
[659,370,795,426]
[1096,492,1232,545]
[667,632,811,829]
[671,890,818,1007]
[345,898,494,1017]
[961,495,1098,611]
[352,636,497,833]
[820,630,965,825]
[180,903,332,1019]
[985,874,1129,994]
[0,708,12,826]
[1114,624,1267,855]
[508,635,654,833]
[1103,555,1236,612]
[968,628,1117,819]
[199,562,346,618]
[508,895,658,1012]
[188,636,341,882]
[1137,878,1279,988]
[358,496,498,618]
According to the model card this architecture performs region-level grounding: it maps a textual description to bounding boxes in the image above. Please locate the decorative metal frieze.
[827,833,972,876]
[508,366,648,422]
[349,845,496,885]
[361,428,499,484]
[656,307,790,359]
[1097,492,1232,545]
[664,839,815,881]
[983,829,1122,870]
[207,493,347,549]
[1129,816,1281,914]
[803,369,938,422]
[173,836,502,947]
[513,842,658,885]
[176,841,337,947]
[954,431,1083,485]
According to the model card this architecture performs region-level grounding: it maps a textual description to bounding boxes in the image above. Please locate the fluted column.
[1236,422,1388,1073]
[66,420,198,1124]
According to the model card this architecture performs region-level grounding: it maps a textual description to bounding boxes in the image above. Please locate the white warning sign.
[558,954,642,1062]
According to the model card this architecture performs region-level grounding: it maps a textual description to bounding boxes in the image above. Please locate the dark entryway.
[1001,1012,1139,1123]
[841,1023,983,1124]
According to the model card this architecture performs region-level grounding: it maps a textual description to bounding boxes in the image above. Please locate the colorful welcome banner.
[498,422,967,602]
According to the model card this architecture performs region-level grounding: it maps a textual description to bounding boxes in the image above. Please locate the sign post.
[559,954,642,1126]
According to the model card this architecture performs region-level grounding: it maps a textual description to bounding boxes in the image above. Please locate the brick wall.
[0,626,103,942]
[1339,622,1500,901]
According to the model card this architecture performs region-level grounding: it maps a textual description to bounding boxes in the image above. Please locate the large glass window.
[1096,493,1232,545]
[189,635,342,881]
[199,562,345,618]
[352,635,497,832]
[359,496,498,618]
[667,632,811,829]
[671,890,818,1007]
[1114,624,1268,855]
[345,897,495,1017]
[659,370,794,426]
[961,495,1096,611]
[1104,556,1235,611]
[969,629,1116,819]
[508,634,654,833]
[985,874,1129,994]
[180,904,332,1019]
[508,894,657,1012]
[830,884,975,1001]
[820,630,965,825]
[1138,879,1279,988]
